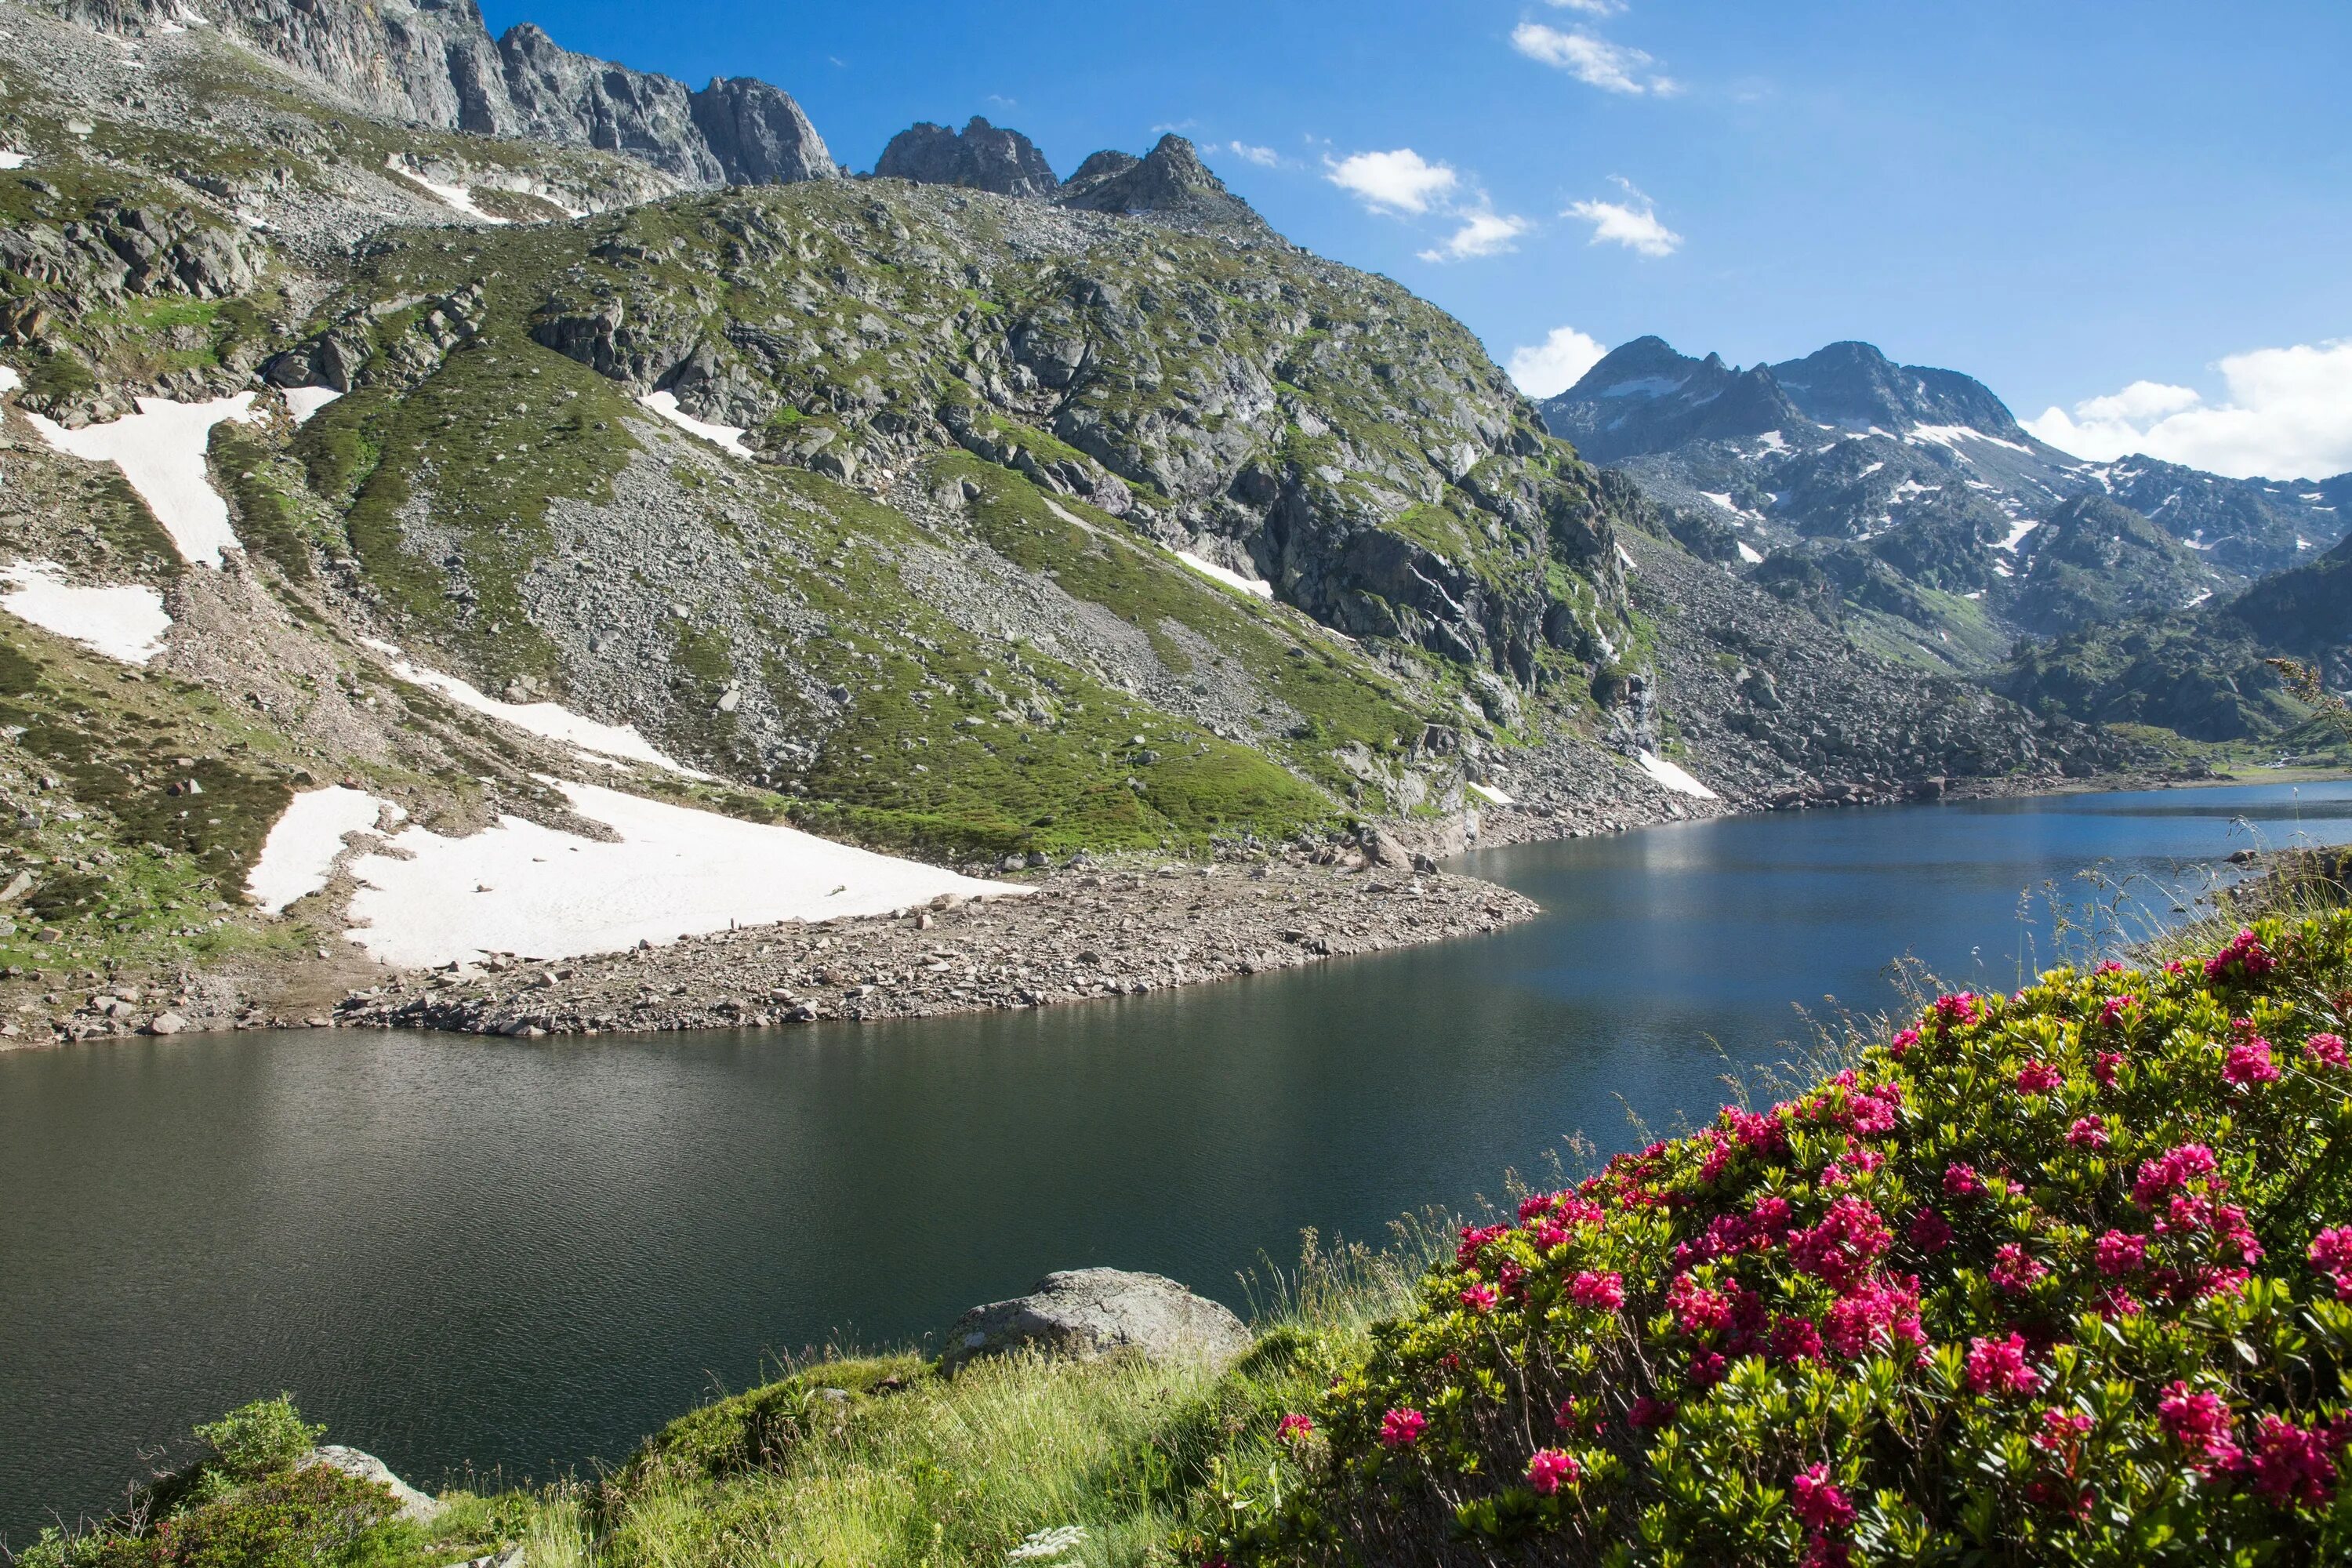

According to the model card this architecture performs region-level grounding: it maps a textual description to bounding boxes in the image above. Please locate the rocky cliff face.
[27,0,835,187]
[875,118,1061,199]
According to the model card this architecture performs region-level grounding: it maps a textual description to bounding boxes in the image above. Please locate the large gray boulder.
[307,1445,441,1523]
[938,1269,1252,1375]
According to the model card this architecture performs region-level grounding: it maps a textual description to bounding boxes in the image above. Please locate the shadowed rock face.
[874,117,1059,198]
[28,0,835,187]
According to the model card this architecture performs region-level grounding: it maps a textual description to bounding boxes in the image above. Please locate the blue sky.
[488,1,2352,479]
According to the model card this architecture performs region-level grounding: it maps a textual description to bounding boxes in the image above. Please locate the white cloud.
[2023,339,2352,480]
[1508,325,1610,397]
[1224,141,1282,168]
[1324,147,1457,214]
[1548,0,1626,14]
[1564,182,1682,256]
[1512,23,1668,94]
[1417,208,1532,263]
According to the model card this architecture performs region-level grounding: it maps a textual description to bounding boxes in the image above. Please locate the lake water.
[5,780,2351,1538]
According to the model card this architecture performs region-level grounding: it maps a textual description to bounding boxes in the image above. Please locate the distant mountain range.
[1538,337,2351,687]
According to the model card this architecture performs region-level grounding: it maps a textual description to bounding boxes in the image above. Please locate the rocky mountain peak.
[1767,340,2027,441]
[1056,135,1261,229]
[873,117,1060,198]
[29,0,835,188]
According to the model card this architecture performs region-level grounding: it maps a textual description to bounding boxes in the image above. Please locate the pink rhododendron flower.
[2249,1417,2337,1508]
[1526,1447,1579,1496]
[2094,1229,2148,1276]
[1907,1207,1952,1252]
[2206,928,2276,981]
[1823,1272,1926,1360]
[1459,1283,1497,1313]
[2067,1116,2109,1150]
[1772,1314,1825,1365]
[1889,1027,1921,1058]
[1686,1350,1728,1388]
[2158,1381,2240,1471]
[1933,993,1984,1036]
[2096,995,2136,1029]
[2223,1036,2281,1087]
[1666,1272,1733,1334]
[2310,1225,2352,1300]
[1378,1408,1426,1449]
[1627,1396,1675,1428]
[1992,1243,2049,1294]
[2016,1059,2063,1096]
[2132,1143,2219,1206]
[1965,1332,2042,1395]
[2034,1408,2094,1454]
[1789,1196,1893,1290]
[1277,1414,1315,1442]
[1553,1396,1582,1432]
[2307,1033,2350,1069]
[2092,1050,2124,1088]
[1569,1270,1625,1312]
[1455,1224,1507,1269]
[1944,1163,1983,1199]
[1791,1464,1857,1530]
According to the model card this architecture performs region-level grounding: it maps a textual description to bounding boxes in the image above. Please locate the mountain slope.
[0,0,2134,1015]
[1998,529,2352,745]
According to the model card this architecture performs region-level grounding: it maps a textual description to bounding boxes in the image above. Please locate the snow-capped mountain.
[1539,336,2350,670]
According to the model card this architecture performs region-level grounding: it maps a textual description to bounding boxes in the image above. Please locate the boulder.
[307,1445,440,1523]
[938,1268,1250,1375]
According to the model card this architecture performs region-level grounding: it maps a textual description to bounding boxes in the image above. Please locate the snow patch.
[1906,423,2032,455]
[370,642,710,778]
[342,779,1029,968]
[247,787,403,913]
[0,151,26,171]
[281,385,342,426]
[0,365,19,394]
[638,390,753,458]
[1168,548,1273,599]
[1616,543,1639,573]
[1736,540,1764,565]
[1754,430,1788,453]
[1599,376,1683,399]
[386,154,510,225]
[0,561,171,664]
[24,394,256,565]
[1995,517,2040,553]
[1636,750,1719,800]
[2187,590,2214,608]
[1465,781,1515,807]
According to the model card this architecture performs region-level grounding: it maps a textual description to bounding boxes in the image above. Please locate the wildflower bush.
[1210,911,2352,1565]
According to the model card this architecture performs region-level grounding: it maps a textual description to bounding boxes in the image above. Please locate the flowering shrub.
[1212,915,2352,1564]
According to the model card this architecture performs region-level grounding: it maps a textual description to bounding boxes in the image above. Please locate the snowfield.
[639,391,754,457]
[362,638,710,777]
[247,786,402,913]
[341,780,1029,967]
[24,394,256,565]
[0,151,26,171]
[1465,781,1515,807]
[0,561,172,664]
[1637,750,1720,800]
[1169,548,1274,599]
[282,386,343,426]
[0,365,20,394]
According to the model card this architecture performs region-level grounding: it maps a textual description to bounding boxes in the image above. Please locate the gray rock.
[939,1268,1251,1375]
[1056,136,1261,230]
[307,1445,440,1523]
[690,77,838,187]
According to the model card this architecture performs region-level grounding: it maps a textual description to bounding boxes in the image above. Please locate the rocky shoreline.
[331,852,1538,1037]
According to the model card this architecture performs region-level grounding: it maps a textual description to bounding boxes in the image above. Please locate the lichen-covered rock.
[307,1445,441,1523]
[938,1268,1252,1375]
